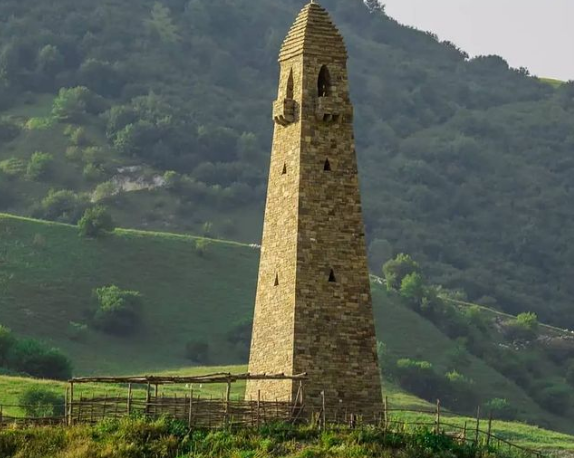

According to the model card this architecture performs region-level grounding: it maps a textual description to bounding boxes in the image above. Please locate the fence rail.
[0,399,545,458]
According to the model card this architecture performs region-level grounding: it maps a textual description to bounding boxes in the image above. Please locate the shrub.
[70,127,90,146]
[52,86,102,121]
[442,371,477,411]
[18,387,65,418]
[566,360,574,387]
[504,312,539,342]
[78,206,116,238]
[92,181,117,202]
[383,254,420,290]
[93,285,142,335]
[533,382,571,416]
[7,339,72,380]
[195,238,211,257]
[26,152,54,180]
[184,340,209,364]
[400,272,425,305]
[484,398,517,420]
[34,189,88,223]
[394,359,442,400]
[83,163,104,181]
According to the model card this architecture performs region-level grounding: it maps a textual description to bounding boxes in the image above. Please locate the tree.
[400,272,426,305]
[78,206,116,238]
[51,87,101,122]
[383,254,420,291]
[146,3,180,44]
[26,152,54,180]
[19,387,65,418]
[93,285,143,335]
[7,339,72,380]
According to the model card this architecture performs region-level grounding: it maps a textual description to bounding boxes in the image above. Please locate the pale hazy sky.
[382,0,574,81]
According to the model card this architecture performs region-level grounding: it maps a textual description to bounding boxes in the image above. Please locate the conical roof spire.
[279,1,347,62]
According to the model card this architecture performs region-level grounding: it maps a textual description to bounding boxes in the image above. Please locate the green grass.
[0,212,573,437]
[2,368,574,451]
[539,78,565,88]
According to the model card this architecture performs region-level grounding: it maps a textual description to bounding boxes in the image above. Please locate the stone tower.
[245,1,383,416]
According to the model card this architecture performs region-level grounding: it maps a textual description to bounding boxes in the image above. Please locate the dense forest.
[1,0,574,326]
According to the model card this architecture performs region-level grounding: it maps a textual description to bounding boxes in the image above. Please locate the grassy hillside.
[1,0,574,328]
[2,368,574,451]
[1,213,574,434]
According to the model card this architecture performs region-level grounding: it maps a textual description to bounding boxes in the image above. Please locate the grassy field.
[539,77,565,88]
[1,367,574,452]
[0,212,573,436]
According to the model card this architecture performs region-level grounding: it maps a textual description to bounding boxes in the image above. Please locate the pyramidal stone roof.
[279,1,348,62]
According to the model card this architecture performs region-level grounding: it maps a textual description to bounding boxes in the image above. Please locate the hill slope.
[1,213,574,434]
[1,0,574,326]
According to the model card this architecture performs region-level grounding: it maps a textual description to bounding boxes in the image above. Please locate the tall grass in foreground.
[0,416,538,458]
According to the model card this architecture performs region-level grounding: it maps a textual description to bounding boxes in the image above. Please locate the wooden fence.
[0,373,547,457]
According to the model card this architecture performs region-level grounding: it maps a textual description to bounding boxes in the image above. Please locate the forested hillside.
[1,0,574,325]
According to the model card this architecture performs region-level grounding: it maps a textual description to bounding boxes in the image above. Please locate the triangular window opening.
[274,274,279,286]
[328,269,337,283]
[318,65,332,97]
[323,159,332,172]
[286,70,294,99]
[282,163,287,175]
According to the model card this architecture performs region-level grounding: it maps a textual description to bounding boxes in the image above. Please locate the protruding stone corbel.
[273,98,296,126]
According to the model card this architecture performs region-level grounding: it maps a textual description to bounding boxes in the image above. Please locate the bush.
[442,371,477,411]
[34,189,88,223]
[394,359,442,401]
[83,163,104,181]
[92,181,117,202]
[533,382,571,416]
[185,340,209,364]
[18,387,65,418]
[7,339,72,380]
[78,206,116,238]
[400,272,425,305]
[195,238,211,257]
[26,152,54,180]
[383,254,420,290]
[93,285,143,335]
[484,398,517,420]
[504,312,539,342]
[52,86,103,122]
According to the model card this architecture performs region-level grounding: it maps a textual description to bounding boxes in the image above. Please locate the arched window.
[274,274,279,286]
[286,70,294,99]
[323,159,332,172]
[282,163,287,175]
[318,65,332,97]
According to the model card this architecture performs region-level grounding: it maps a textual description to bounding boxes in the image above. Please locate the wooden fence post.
[225,380,231,429]
[127,384,132,415]
[435,399,441,434]
[486,411,493,448]
[64,388,68,426]
[474,406,481,445]
[321,391,326,431]
[188,389,194,428]
[256,390,261,430]
[68,382,74,426]
[145,382,151,417]
[383,396,388,430]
